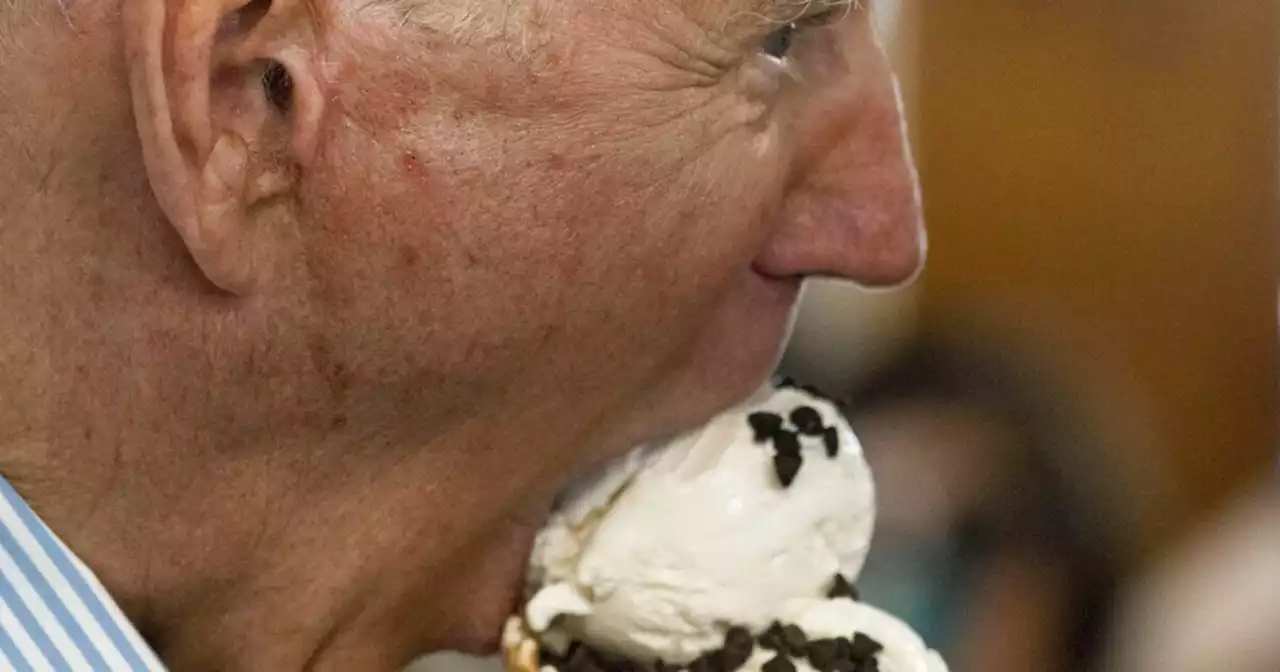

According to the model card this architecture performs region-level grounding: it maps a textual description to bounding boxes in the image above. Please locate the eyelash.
[759,9,844,60]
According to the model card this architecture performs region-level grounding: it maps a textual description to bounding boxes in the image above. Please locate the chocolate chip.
[849,633,883,663]
[806,638,840,670]
[833,637,853,661]
[822,426,840,458]
[854,660,879,672]
[715,643,753,672]
[725,627,754,652]
[772,430,801,457]
[720,626,754,669]
[773,451,803,487]
[716,651,749,672]
[758,622,787,651]
[688,655,714,672]
[830,661,856,672]
[781,625,808,657]
[789,406,825,436]
[748,412,784,443]
[808,659,834,672]
[761,655,796,672]
[827,574,859,601]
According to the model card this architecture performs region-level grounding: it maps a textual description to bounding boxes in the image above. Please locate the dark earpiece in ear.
[263,61,293,112]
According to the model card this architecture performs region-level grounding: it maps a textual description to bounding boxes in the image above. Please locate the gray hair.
[370,0,864,55]
[359,0,550,57]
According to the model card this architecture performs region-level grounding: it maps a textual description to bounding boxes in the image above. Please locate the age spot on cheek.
[398,245,422,269]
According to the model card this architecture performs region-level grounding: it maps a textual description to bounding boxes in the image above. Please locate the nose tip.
[772,155,926,287]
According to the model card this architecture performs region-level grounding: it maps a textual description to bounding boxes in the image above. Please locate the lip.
[748,266,804,313]
[751,263,802,285]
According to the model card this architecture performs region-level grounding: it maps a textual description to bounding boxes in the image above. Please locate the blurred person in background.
[1096,290,1280,672]
[1100,479,1280,672]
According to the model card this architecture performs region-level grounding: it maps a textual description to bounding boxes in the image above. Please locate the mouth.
[751,265,804,292]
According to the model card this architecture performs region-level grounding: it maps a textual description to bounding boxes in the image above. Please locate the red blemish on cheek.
[402,151,422,174]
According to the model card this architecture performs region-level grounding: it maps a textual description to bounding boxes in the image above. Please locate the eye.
[761,23,797,60]
[759,10,845,61]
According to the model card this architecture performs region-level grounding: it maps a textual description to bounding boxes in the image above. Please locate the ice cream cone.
[503,616,542,672]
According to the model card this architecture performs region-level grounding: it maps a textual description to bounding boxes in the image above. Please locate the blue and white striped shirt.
[0,475,167,671]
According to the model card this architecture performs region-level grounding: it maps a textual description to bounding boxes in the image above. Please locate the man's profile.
[0,0,923,668]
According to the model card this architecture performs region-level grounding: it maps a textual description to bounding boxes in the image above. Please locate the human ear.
[123,0,324,294]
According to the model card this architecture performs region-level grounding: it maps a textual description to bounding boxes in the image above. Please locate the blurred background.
[413,1,1279,671]
[784,1,1278,670]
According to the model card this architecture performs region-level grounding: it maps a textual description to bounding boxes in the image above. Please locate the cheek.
[297,98,782,404]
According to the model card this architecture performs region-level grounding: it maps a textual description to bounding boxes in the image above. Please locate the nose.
[756,37,925,287]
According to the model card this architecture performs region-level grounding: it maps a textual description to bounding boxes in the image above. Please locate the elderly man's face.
[292,0,920,463]
[0,0,924,660]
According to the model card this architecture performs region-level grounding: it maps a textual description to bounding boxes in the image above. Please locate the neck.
[1,273,562,669]
[3,389,559,670]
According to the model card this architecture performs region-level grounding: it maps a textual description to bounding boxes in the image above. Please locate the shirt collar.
[0,475,167,671]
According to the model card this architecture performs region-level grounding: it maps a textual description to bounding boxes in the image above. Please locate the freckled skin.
[0,0,922,669]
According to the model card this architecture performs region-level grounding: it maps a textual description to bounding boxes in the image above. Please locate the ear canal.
[262,61,294,112]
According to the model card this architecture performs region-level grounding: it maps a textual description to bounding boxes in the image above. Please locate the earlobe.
[122,0,321,295]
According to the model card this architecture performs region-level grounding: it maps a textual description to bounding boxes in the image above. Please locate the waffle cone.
[502,616,542,672]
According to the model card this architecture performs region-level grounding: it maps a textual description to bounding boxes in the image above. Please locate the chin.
[440,272,803,655]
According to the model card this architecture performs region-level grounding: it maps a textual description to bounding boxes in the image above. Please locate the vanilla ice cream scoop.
[523,383,880,665]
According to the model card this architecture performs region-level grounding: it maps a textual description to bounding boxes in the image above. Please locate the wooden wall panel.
[910,0,1278,549]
